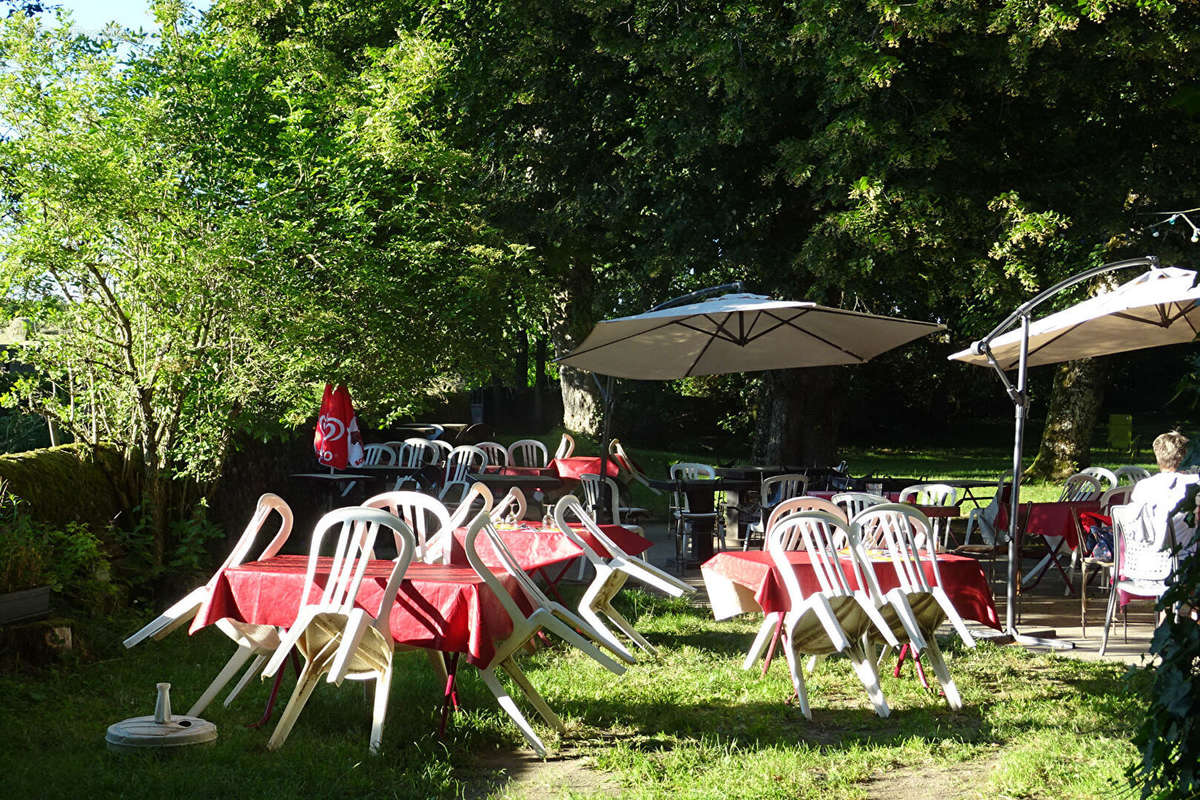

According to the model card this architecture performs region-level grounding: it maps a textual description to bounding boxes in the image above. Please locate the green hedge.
[0,443,136,528]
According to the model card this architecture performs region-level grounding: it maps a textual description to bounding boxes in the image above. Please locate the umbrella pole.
[594,374,616,516]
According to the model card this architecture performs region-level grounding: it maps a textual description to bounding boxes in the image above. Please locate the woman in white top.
[1130,431,1200,554]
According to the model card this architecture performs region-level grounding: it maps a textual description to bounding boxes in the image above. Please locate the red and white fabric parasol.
[314,383,365,469]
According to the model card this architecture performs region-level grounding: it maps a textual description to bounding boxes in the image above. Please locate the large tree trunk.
[753,368,843,466]
[548,252,602,436]
[1024,358,1107,482]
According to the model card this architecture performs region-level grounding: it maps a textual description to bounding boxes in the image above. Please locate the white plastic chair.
[427,438,454,464]
[1059,472,1105,502]
[851,504,973,708]
[669,462,719,571]
[742,498,850,672]
[1080,466,1119,492]
[579,473,646,532]
[897,483,958,549]
[1080,485,1135,634]
[362,491,452,564]
[1100,503,1179,656]
[766,513,896,719]
[490,487,527,523]
[392,438,438,490]
[609,439,661,495]
[831,491,887,521]
[743,474,809,550]
[962,476,1010,546]
[554,496,694,660]
[477,441,508,468]
[462,512,628,756]
[439,445,488,507]
[363,443,397,466]
[507,438,549,468]
[554,433,575,460]
[124,494,295,716]
[1115,465,1151,485]
[261,507,416,753]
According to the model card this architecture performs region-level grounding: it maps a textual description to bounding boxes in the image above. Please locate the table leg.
[438,652,461,737]
[760,615,785,677]
[247,647,301,729]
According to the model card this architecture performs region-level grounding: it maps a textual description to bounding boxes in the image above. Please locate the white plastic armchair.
[477,441,508,467]
[554,432,575,460]
[440,445,488,508]
[362,443,397,466]
[554,497,694,660]
[462,512,628,757]
[1080,466,1119,492]
[124,493,295,717]
[1100,503,1179,656]
[393,438,438,490]
[490,487,528,524]
[963,476,1010,546]
[507,438,549,468]
[744,474,809,550]
[446,482,494,532]
[669,462,719,571]
[427,438,454,464]
[1115,465,1151,485]
[897,483,958,549]
[766,513,896,719]
[852,503,975,707]
[579,473,646,532]
[831,492,887,526]
[261,507,416,753]
[362,491,452,564]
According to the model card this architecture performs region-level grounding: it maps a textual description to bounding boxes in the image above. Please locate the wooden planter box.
[0,586,51,625]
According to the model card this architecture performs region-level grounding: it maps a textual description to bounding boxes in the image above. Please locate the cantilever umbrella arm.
[969,255,1159,648]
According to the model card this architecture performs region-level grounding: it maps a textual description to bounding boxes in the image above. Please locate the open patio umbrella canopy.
[558,293,943,379]
[949,265,1200,368]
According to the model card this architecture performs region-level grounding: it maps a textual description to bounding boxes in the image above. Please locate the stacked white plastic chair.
[462,513,628,756]
[123,493,295,716]
[507,438,549,468]
[743,473,809,550]
[962,476,1010,546]
[831,491,887,523]
[742,497,847,671]
[261,507,416,753]
[554,496,693,661]
[609,438,661,495]
[1080,466,1119,493]
[394,437,439,490]
[1100,503,1179,655]
[578,473,646,535]
[362,491,453,564]
[767,512,897,719]
[851,504,975,707]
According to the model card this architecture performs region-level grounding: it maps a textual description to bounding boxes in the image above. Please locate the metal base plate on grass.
[106,714,217,751]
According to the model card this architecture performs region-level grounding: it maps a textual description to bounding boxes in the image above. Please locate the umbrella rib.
[561,317,705,360]
[1109,310,1172,329]
[1025,323,1082,363]
[684,314,733,376]
[757,309,870,362]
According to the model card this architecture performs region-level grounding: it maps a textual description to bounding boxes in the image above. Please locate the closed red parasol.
[314,383,365,469]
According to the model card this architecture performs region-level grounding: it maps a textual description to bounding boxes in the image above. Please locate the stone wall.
[0,443,136,527]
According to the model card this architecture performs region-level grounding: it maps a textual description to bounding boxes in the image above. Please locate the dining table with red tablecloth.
[550,456,623,481]
[806,491,961,520]
[701,549,1000,629]
[994,498,1100,552]
[191,556,522,667]
[447,519,652,569]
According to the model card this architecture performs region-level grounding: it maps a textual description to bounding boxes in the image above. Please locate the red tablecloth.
[449,521,651,569]
[483,465,556,477]
[806,491,960,519]
[191,556,519,667]
[995,500,1099,551]
[701,550,1000,629]
[551,456,622,481]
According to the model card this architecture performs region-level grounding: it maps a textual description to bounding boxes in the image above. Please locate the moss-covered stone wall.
[0,444,136,527]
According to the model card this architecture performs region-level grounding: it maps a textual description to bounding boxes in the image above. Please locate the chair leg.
[778,630,811,720]
[188,643,256,717]
[368,662,393,754]
[478,666,548,757]
[224,653,268,709]
[1100,583,1119,656]
[846,643,890,719]
[266,655,325,751]
[743,614,779,670]
[500,659,565,733]
[921,636,962,710]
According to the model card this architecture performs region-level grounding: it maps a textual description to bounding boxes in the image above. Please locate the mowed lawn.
[0,591,1144,800]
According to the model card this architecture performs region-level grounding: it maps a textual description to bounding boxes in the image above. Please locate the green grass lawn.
[0,592,1145,800]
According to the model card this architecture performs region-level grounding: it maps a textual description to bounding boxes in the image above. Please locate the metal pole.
[1004,315,1028,634]
[595,376,616,515]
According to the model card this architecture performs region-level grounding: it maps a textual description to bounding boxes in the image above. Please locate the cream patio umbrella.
[948,255,1198,647]
[557,285,944,506]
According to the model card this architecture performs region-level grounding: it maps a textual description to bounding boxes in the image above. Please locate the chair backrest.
[670,462,716,513]
[1079,466,1119,492]
[1059,472,1105,502]
[463,511,552,617]
[477,441,508,467]
[609,439,640,475]
[447,482,494,530]
[767,512,867,603]
[761,474,809,508]
[831,492,887,521]
[428,438,454,463]
[362,443,397,466]
[554,433,575,460]
[444,444,488,483]
[1111,503,1176,584]
[397,437,438,468]
[766,496,847,534]
[491,487,528,523]
[1115,465,1151,485]
[507,439,549,468]
[898,483,957,507]
[578,473,625,525]
[361,491,451,561]
[851,504,943,594]
[298,507,415,625]
[217,493,295,578]
[1100,485,1134,512]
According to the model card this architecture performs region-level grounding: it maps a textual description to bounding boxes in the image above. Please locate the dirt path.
[459,746,621,799]
[864,752,1003,800]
